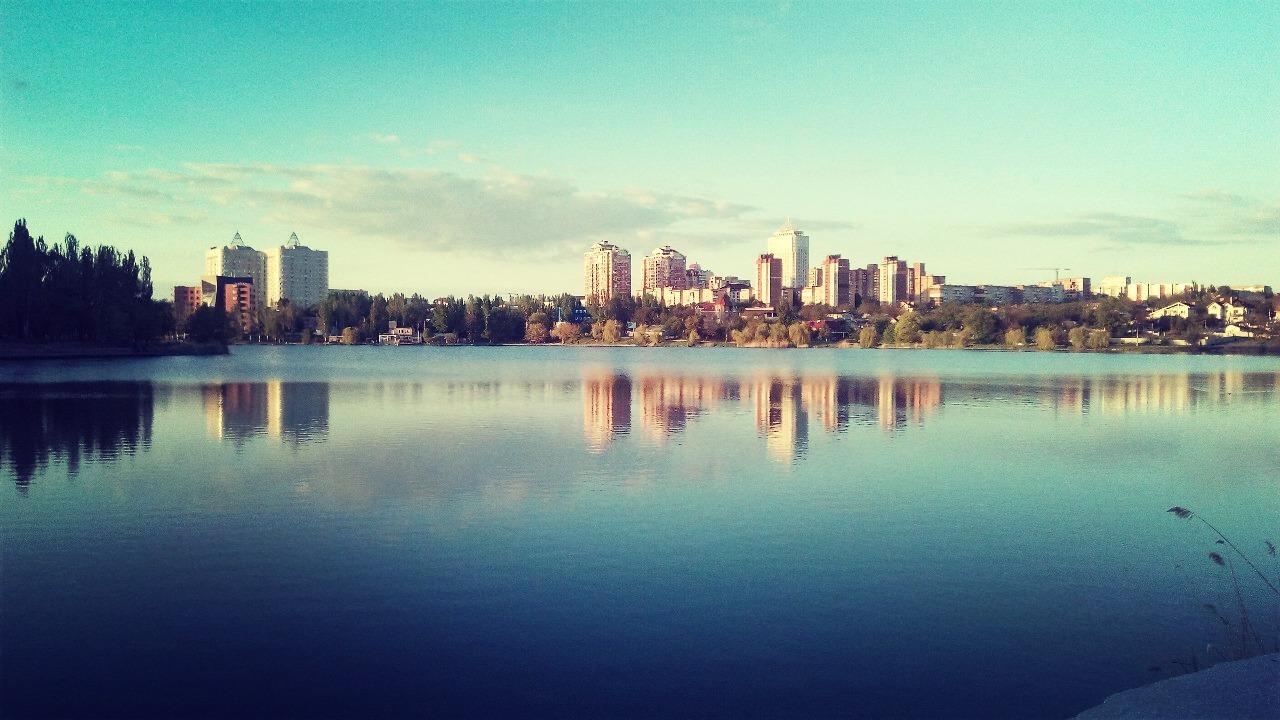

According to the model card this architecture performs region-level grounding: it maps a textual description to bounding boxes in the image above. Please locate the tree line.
[0,220,170,344]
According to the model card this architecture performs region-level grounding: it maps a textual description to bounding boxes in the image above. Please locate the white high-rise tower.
[204,232,267,307]
[264,233,329,309]
[767,220,809,289]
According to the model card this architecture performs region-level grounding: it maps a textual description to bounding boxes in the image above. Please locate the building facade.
[173,285,202,327]
[642,245,687,293]
[819,255,851,307]
[878,256,908,304]
[766,220,809,290]
[263,233,329,310]
[755,254,783,307]
[852,265,878,305]
[584,241,632,303]
[205,232,267,308]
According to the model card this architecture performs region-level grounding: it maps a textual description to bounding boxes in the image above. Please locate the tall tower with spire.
[766,219,810,289]
[205,231,267,308]
[264,232,329,309]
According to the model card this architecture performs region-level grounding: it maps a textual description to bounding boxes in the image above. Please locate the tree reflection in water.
[0,382,154,493]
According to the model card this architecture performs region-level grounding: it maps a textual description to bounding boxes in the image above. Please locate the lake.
[3,346,1278,719]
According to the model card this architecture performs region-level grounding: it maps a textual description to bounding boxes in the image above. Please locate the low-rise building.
[1206,301,1248,324]
[923,284,977,305]
[1148,301,1197,320]
[1020,285,1064,304]
[173,285,202,327]
[978,285,1016,305]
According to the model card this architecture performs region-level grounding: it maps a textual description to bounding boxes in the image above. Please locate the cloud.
[68,163,756,256]
[991,212,1219,247]
[370,133,401,144]
[1181,188,1248,206]
[991,191,1279,251]
[425,140,458,155]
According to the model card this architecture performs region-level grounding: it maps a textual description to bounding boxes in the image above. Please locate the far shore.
[240,338,1280,355]
[0,341,228,361]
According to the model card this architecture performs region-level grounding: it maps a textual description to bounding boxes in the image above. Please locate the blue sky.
[2,1,1277,297]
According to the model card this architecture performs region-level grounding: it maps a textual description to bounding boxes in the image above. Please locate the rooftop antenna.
[231,231,243,246]
[287,232,300,247]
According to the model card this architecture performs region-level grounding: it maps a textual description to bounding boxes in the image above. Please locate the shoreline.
[0,341,229,361]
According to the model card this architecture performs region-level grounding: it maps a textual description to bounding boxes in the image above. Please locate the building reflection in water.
[203,382,330,445]
[0,382,154,492]
[578,369,1279,464]
[583,373,632,453]
[580,371,947,463]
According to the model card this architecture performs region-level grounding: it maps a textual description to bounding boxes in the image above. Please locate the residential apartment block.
[642,245,687,293]
[584,241,632,303]
[755,254,783,307]
[203,232,328,311]
[264,233,329,310]
[205,232,267,308]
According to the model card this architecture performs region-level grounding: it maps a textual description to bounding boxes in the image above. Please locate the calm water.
[3,346,1278,719]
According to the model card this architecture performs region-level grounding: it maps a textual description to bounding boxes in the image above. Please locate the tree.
[787,322,810,347]
[767,321,789,346]
[859,326,878,348]
[896,312,922,344]
[341,326,359,345]
[1004,326,1026,348]
[1068,326,1088,350]
[551,322,584,344]
[881,323,897,345]
[300,328,313,345]
[1034,327,1058,350]
[963,306,1000,345]
[524,322,549,344]
[0,220,46,340]
[1091,297,1134,334]
[525,311,550,343]
[1087,329,1110,350]
[602,319,622,344]
[185,306,237,345]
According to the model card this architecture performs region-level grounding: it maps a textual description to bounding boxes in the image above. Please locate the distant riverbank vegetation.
[268,285,1276,353]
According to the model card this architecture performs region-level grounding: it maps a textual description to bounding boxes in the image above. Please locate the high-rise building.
[879,256,908,304]
[642,245,687,293]
[852,264,878,305]
[767,220,809,289]
[684,263,712,290]
[584,241,632,303]
[205,232,267,308]
[820,255,851,307]
[263,233,329,310]
[756,254,783,307]
[908,263,926,302]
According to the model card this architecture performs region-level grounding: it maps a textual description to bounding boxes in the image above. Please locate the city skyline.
[3,2,1277,298]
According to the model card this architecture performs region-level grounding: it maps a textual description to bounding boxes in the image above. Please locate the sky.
[2,1,1277,299]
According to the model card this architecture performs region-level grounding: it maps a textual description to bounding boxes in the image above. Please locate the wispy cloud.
[369,133,401,144]
[58,163,757,257]
[993,212,1208,246]
[990,191,1279,251]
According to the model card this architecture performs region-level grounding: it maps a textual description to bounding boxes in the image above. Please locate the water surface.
[4,346,1278,718]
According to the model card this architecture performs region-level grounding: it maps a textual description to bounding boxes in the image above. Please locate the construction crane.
[1022,267,1072,281]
